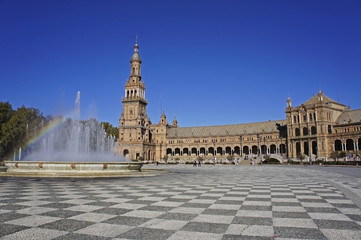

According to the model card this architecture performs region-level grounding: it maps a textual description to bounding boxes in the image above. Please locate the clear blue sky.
[1,0,360,127]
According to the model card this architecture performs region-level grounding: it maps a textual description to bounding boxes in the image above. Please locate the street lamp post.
[213,141,216,166]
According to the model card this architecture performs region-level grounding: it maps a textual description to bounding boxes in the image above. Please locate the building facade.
[118,43,361,162]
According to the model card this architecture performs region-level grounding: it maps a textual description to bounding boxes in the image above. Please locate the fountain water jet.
[4,91,143,176]
[23,91,120,162]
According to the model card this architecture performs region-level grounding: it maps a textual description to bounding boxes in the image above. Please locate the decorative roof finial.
[287,95,292,107]
[133,35,139,53]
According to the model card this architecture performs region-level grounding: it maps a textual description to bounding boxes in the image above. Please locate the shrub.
[297,154,306,161]
[339,151,347,158]
[263,158,281,164]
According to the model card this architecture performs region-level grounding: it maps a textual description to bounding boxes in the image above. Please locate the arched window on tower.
[328,125,332,134]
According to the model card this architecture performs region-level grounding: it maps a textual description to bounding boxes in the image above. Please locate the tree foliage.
[101,121,119,139]
[330,151,346,161]
[0,103,45,160]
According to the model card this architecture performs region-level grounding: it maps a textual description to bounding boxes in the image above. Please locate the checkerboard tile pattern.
[1,165,361,239]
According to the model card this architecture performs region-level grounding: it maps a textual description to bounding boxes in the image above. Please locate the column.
[308,140,310,156]
[353,138,357,151]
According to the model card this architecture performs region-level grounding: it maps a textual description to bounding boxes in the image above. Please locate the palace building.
[118,43,361,162]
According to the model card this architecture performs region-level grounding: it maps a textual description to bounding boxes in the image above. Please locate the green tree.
[0,102,14,158]
[339,151,347,158]
[297,153,305,163]
[330,151,339,161]
[101,122,119,139]
[0,102,14,126]
[0,106,44,159]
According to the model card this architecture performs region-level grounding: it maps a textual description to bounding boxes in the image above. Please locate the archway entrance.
[334,140,342,151]
[123,149,129,158]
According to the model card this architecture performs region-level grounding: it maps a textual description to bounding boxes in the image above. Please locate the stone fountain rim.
[1,161,169,178]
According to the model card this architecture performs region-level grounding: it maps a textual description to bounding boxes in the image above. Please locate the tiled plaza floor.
[1,165,361,240]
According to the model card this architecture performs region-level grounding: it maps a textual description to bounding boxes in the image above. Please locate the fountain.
[3,91,143,177]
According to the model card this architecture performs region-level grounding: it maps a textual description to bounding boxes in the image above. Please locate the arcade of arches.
[166,144,287,158]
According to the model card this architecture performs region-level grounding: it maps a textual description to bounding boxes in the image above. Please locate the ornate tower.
[118,42,154,160]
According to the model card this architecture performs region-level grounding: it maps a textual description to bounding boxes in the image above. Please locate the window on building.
[303,127,308,136]
[295,128,300,136]
[328,125,332,134]
[311,126,317,135]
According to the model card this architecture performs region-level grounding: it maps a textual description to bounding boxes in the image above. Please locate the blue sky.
[1,0,360,127]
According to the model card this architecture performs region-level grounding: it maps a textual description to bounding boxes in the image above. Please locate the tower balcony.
[122,96,148,104]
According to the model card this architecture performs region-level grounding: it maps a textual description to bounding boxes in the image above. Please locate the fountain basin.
[2,161,144,177]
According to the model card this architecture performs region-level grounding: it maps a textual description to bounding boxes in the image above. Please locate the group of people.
[193,160,202,166]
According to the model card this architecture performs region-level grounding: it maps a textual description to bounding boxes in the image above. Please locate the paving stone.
[232,216,273,226]
[314,219,361,230]
[103,216,150,226]
[116,227,174,240]
[158,212,197,221]
[181,221,229,234]
[0,212,30,223]
[168,230,222,240]
[39,219,93,231]
[274,226,326,239]
[75,222,133,237]
[272,211,310,218]
[1,227,67,240]
[1,165,361,239]
[0,224,29,237]
[53,232,109,240]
